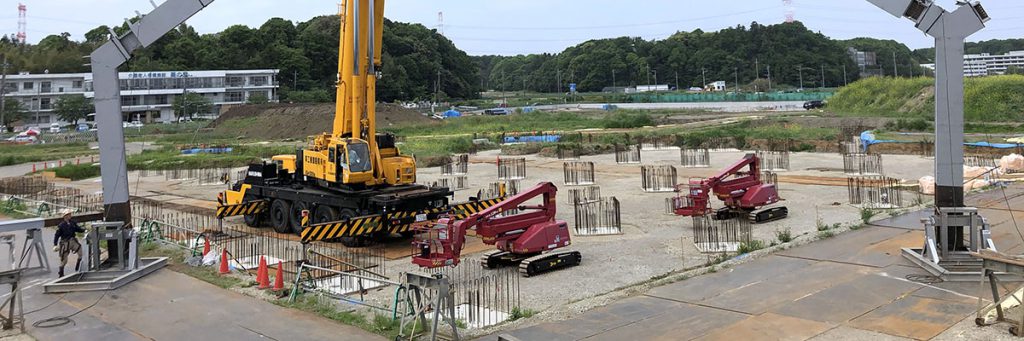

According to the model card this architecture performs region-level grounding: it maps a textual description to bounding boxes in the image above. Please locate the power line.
[445,6,778,31]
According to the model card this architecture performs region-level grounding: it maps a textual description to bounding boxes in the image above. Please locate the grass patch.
[0,199,32,219]
[830,75,1024,122]
[48,164,101,180]
[0,142,93,166]
[774,228,793,243]
[818,230,835,239]
[126,145,296,170]
[737,240,766,254]
[860,207,879,224]
[509,307,538,321]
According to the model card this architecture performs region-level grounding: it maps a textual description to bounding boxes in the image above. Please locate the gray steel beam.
[90,0,215,221]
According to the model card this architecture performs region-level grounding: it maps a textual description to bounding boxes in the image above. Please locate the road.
[533,101,807,112]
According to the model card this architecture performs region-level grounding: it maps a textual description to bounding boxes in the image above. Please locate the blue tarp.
[503,135,560,144]
[443,109,461,118]
[965,142,1022,149]
[181,147,233,155]
[860,131,896,152]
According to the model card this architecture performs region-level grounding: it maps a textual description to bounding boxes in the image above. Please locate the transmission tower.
[437,11,444,36]
[16,3,26,44]
[783,0,795,23]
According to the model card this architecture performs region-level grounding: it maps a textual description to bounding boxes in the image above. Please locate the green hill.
[828,75,1024,122]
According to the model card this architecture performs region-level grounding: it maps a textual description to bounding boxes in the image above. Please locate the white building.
[964,51,1024,77]
[705,81,727,92]
[2,69,278,127]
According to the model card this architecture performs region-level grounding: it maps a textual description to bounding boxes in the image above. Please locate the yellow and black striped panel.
[215,201,268,219]
[300,215,384,242]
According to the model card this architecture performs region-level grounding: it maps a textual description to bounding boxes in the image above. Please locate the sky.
[2,0,1022,56]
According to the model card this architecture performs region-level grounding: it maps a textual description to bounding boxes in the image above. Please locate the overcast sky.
[3,0,1022,55]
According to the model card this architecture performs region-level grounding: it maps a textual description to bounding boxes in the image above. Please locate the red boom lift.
[674,153,788,223]
[411,182,582,276]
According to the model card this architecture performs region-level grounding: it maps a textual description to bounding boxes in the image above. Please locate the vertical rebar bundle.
[641,165,678,192]
[429,265,521,328]
[756,151,791,171]
[614,144,641,164]
[691,216,752,253]
[441,154,469,175]
[843,153,884,175]
[641,137,672,151]
[680,148,711,168]
[556,144,581,160]
[573,197,622,236]
[761,171,778,189]
[566,186,601,205]
[497,157,527,180]
[563,161,595,186]
[964,155,997,168]
[847,176,905,208]
[438,176,469,191]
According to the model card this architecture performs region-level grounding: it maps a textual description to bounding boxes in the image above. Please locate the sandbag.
[1001,154,1024,172]
[919,176,935,195]
[964,179,991,192]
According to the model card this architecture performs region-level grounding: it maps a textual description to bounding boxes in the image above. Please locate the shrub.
[775,228,793,243]
[737,240,766,254]
[860,207,879,224]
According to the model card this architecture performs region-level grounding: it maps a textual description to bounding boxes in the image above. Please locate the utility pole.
[0,55,7,133]
[612,70,616,88]
[675,71,679,90]
[292,70,297,89]
[653,70,658,86]
[893,51,898,77]
[843,64,848,86]
[798,65,804,90]
[820,64,825,90]
[754,58,760,92]
[734,67,739,92]
[701,68,706,88]
[557,70,561,94]
[645,65,651,85]
[767,64,772,90]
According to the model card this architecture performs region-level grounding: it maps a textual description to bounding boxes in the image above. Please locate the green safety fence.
[628,91,833,103]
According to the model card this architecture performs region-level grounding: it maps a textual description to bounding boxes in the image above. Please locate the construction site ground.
[13,143,1024,340]
[491,185,1024,341]
[0,228,383,341]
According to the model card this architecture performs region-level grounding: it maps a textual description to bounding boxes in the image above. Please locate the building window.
[226,76,244,87]
[154,94,168,105]
[121,96,140,106]
[40,98,51,110]
[248,91,269,101]
[225,92,244,102]
[3,83,15,93]
[41,82,51,93]
[250,76,267,86]
[23,82,32,90]
[73,80,83,88]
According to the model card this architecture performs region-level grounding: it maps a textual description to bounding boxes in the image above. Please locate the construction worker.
[53,209,84,277]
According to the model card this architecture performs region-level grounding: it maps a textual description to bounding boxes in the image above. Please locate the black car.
[803,100,825,110]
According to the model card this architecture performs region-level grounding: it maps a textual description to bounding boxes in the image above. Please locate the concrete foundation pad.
[695,312,834,341]
[583,302,748,341]
[848,295,976,340]
[778,226,913,268]
[646,255,816,304]
[769,273,921,324]
[697,261,868,315]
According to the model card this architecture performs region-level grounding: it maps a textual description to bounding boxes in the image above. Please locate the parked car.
[484,108,511,116]
[803,100,826,110]
[49,123,62,133]
[76,123,90,132]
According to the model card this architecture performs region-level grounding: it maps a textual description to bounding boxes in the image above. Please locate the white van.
[49,123,61,133]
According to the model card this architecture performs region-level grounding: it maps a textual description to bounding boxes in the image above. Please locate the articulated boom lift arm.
[444,182,558,262]
[674,153,787,223]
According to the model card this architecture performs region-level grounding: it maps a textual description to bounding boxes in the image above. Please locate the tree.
[247,93,270,104]
[54,95,94,125]
[0,100,27,132]
[172,92,213,120]
[1006,65,1024,75]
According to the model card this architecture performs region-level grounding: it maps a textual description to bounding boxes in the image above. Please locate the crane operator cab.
[334,139,373,185]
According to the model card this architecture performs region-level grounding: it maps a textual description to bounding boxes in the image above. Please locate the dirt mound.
[210,103,431,140]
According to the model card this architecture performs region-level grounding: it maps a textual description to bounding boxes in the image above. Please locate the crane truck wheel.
[336,209,369,247]
[289,201,311,234]
[313,206,339,224]
[269,200,292,234]
[243,213,262,227]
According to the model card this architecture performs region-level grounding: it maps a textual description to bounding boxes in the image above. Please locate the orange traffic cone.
[272,261,285,291]
[219,249,230,274]
[257,256,270,289]
[202,238,211,256]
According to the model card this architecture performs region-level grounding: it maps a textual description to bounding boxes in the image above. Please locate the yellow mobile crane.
[218,0,495,246]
